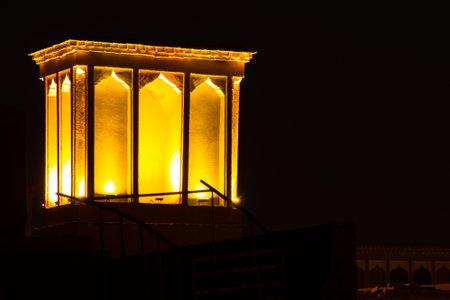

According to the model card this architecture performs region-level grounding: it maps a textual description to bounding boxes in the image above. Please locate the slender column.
[87,65,94,199]
[431,260,436,284]
[133,68,139,203]
[181,73,190,205]
[386,260,390,284]
[364,259,369,288]
[408,259,413,284]
[226,76,233,206]
[56,72,60,206]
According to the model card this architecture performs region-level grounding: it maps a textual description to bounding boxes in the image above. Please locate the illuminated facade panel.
[188,75,227,206]
[94,67,133,198]
[231,77,242,203]
[73,66,87,198]
[138,71,183,204]
[58,69,72,205]
[45,76,58,207]
[31,40,254,209]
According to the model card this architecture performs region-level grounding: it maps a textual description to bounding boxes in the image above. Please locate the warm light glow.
[194,184,207,199]
[74,65,87,200]
[48,167,58,204]
[76,67,85,74]
[170,151,181,191]
[111,70,130,89]
[103,180,116,194]
[48,79,57,96]
[77,178,85,197]
[189,75,226,206]
[231,76,241,209]
[159,73,181,93]
[62,75,71,92]
[205,77,225,97]
[46,77,58,207]
[94,67,132,198]
[138,71,182,204]
[59,71,72,205]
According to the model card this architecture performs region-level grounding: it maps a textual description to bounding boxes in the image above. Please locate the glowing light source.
[170,151,181,191]
[62,75,71,92]
[111,70,130,89]
[77,178,85,197]
[194,184,208,198]
[103,181,116,194]
[48,167,58,204]
[76,67,85,74]
[159,73,181,93]
[48,79,57,96]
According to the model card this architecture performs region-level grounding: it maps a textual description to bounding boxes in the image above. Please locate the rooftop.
[29,40,256,65]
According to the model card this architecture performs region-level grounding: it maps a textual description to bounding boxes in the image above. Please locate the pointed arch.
[138,72,183,203]
[413,265,431,284]
[188,75,227,206]
[390,265,408,284]
[94,67,132,197]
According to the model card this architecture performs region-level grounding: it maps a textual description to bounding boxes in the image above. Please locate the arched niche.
[436,266,450,284]
[138,72,183,204]
[188,76,226,206]
[94,68,132,197]
[390,265,408,284]
[58,71,72,205]
[368,265,385,287]
[413,265,431,284]
[46,76,58,207]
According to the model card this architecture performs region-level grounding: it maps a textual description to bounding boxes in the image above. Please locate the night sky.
[2,6,450,244]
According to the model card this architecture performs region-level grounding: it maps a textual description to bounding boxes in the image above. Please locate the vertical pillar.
[364,259,369,288]
[87,65,94,199]
[226,76,233,205]
[408,259,413,284]
[432,260,436,284]
[182,73,190,205]
[55,72,60,206]
[386,260,390,284]
[133,68,139,203]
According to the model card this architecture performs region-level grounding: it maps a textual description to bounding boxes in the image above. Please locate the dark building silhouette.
[357,244,450,288]
[0,40,358,299]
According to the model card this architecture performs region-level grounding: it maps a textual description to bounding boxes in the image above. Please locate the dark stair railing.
[57,180,273,299]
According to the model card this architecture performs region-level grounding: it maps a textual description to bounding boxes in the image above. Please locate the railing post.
[248,216,262,300]
[157,237,164,300]
[139,223,150,298]
[211,190,215,245]
[98,207,108,299]
[119,216,128,299]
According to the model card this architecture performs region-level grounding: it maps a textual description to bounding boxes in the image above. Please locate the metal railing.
[56,180,270,299]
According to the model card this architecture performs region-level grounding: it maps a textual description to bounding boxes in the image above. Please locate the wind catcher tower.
[30,40,255,256]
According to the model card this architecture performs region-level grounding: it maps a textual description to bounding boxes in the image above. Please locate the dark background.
[2,4,449,244]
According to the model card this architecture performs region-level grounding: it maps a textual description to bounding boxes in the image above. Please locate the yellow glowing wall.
[58,70,72,205]
[74,66,87,197]
[188,75,227,206]
[94,67,132,197]
[231,77,242,203]
[46,76,58,207]
[138,71,183,203]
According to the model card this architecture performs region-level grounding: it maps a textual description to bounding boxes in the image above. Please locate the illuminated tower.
[30,40,254,256]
